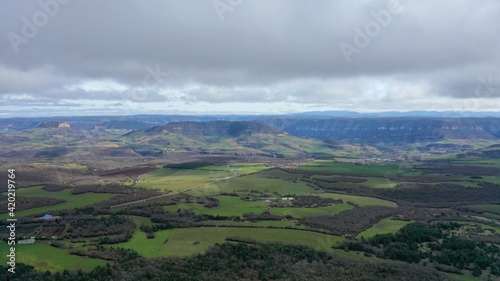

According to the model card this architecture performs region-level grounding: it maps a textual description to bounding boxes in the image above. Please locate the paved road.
[110,170,238,208]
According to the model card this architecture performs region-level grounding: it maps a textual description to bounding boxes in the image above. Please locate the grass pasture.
[356,217,412,239]
[164,202,203,213]
[347,177,397,188]
[165,196,268,217]
[319,193,397,208]
[197,163,269,175]
[480,175,500,185]
[157,227,345,257]
[299,161,416,176]
[200,196,268,216]
[0,242,107,272]
[475,212,500,220]
[449,158,500,168]
[270,203,353,218]
[0,186,116,219]
[186,169,297,196]
[165,196,354,218]
[447,273,482,281]
[314,175,398,189]
[183,182,231,196]
[114,229,173,258]
[456,221,500,234]
[126,215,155,227]
[134,168,233,191]
[278,181,321,195]
[219,169,296,193]
[199,220,298,228]
[464,204,500,215]
[186,179,313,197]
[112,215,171,258]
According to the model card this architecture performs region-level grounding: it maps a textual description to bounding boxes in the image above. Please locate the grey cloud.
[1,0,499,113]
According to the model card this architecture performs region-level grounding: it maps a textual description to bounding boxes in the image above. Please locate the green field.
[165,196,354,218]
[449,159,500,168]
[475,212,500,220]
[356,217,412,239]
[186,169,298,196]
[464,204,500,215]
[270,203,353,218]
[187,169,320,197]
[114,229,173,258]
[346,177,397,189]
[0,186,116,219]
[480,175,500,185]
[111,216,172,258]
[197,163,269,175]
[456,221,500,234]
[165,196,268,216]
[299,161,417,176]
[463,203,500,219]
[163,202,203,213]
[313,175,398,189]
[0,242,107,272]
[278,181,321,195]
[219,169,296,193]
[125,215,156,227]
[156,227,345,257]
[62,163,88,172]
[134,168,233,191]
[319,193,397,207]
[199,220,299,228]
[447,273,483,281]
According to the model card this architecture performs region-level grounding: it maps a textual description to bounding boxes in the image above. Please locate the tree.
[472,265,482,277]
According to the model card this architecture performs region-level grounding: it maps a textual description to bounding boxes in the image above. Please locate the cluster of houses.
[16,214,58,245]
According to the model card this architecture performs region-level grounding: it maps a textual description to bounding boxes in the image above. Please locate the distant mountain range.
[287,110,500,118]
[1,111,500,132]
[1,114,499,156]
[0,120,388,159]
[263,117,500,145]
[121,121,343,158]
[135,121,282,139]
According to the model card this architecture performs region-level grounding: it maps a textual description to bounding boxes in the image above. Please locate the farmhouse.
[17,238,36,244]
[39,214,53,220]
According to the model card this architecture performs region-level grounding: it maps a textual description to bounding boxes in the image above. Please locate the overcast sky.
[1,0,499,116]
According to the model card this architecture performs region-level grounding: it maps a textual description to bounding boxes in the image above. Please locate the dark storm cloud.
[0,0,499,113]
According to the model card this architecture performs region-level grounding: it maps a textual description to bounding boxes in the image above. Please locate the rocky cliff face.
[135,121,283,139]
[263,118,500,144]
[38,121,71,128]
